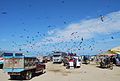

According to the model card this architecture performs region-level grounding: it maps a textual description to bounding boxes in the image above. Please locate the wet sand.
[0,62,120,81]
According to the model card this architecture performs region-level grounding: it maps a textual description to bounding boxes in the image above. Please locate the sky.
[0,0,120,55]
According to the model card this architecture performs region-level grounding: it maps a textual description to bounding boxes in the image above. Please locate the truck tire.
[10,75,17,80]
[25,71,32,80]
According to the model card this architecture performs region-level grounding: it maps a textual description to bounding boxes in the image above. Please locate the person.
[63,57,69,66]
[73,58,77,68]
[110,56,113,63]
[83,56,87,64]
[108,56,114,70]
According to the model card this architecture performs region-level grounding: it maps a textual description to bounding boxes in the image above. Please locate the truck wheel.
[10,75,16,80]
[25,71,32,80]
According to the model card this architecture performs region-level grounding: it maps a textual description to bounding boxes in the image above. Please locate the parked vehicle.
[42,56,48,63]
[115,54,120,66]
[66,56,81,69]
[82,55,90,64]
[47,55,52,61]
[68,59,74,68]
[3,52,46,80]
[99,56,113,70]
[52,52,67,63]
[74,56,81,68]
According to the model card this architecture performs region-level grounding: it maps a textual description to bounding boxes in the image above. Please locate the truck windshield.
[53,55,61,57]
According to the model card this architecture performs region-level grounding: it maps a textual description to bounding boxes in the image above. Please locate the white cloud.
[22,11,120,52]
[42,11,120,44]
[47,29,59,35]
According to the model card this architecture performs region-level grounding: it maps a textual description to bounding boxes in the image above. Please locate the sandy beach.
[0,62,120,81]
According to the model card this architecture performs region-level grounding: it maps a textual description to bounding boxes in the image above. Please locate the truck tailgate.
[4,58,24,68]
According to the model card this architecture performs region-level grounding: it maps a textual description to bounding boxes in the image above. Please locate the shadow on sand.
[9,72,46,81]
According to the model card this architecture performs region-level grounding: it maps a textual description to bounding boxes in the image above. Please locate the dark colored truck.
[3,52,46,80]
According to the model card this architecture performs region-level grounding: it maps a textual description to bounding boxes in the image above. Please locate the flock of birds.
[7,17,116,55]
[0,0,119,55]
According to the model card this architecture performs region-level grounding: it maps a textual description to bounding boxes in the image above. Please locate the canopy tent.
[110,46,120,54]
[99,53,116,57]
[98,51,116,57]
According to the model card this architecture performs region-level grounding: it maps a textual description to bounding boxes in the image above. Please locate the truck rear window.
[4,58,24,68]
[15,53,23,56]
[4,53,13,56]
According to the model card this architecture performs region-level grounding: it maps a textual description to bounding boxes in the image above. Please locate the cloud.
[47,29,59,35]
[22,11,120,53]
[42,11,120,44]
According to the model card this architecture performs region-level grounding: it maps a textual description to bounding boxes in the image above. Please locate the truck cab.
[52,52,67,63]
[52,53,62,63]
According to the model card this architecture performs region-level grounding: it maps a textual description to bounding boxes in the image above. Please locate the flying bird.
[1,11,7,14]
[81,37,83,41]
[63,21,67,24]
[61,1,65,3]
[19,48,22,51]
[100,15,104,22]
[27,36,29,38]
[111,36,114,39]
